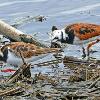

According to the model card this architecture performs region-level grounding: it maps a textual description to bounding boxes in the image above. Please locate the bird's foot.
[82,53,86,59]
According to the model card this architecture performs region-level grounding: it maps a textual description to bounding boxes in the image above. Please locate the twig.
[6,64,31,84]
[0,87,23,97]
[35,73,58,85]
[86,66,88,81]
[18,48,26,64]
[88,76,100,89]
[31,58,62,67]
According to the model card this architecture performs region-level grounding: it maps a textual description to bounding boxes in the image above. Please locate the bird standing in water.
[50,23,100,58]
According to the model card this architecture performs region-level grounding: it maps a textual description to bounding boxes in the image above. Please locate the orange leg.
[87,39,100,56]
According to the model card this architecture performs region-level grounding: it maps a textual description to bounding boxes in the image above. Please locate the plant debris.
[0,55,100,100]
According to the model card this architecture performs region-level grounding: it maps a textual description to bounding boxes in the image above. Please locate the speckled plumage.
[65,23,100,40]
[0,42,60,66]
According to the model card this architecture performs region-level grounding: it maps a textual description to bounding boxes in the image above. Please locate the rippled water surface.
[0,0,100,71]
[0,0,100,99]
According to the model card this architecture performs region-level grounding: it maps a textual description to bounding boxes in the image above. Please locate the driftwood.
[0,87,23,97]
[63,56,100,66]
[63,56,93,66]
[0,20,47,47]
[0,54,100,99]
[6,63,31,84]
[31,58,62,67]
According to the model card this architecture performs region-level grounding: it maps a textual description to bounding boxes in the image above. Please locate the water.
[0,0,99,68]
[0,0,100,99]
[0,0,100,33]
[0,0,99,67]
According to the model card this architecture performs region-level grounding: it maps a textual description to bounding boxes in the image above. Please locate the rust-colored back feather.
[1,42,60,58]
[65,23,100,40]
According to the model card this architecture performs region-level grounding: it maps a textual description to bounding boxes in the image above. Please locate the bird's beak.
[51,40,62,48]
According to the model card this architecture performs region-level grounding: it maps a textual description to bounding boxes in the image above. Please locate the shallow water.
[0,1,100,99]
[0,0,100,70]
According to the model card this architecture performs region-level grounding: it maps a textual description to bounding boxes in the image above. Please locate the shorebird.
[0,42,61,66]
[50,23,100,57]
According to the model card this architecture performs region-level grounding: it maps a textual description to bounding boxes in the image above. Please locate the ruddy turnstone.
[0,42,60,66]
[50,23,100,57]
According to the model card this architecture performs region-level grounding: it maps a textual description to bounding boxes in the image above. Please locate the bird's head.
[0,46,9,62]
[0,48,4,62]
[0,49,3,57]
[50,26,68,43]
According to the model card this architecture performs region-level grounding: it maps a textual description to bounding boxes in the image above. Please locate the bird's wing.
[3,42,60,58]
[65,23,100,40]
